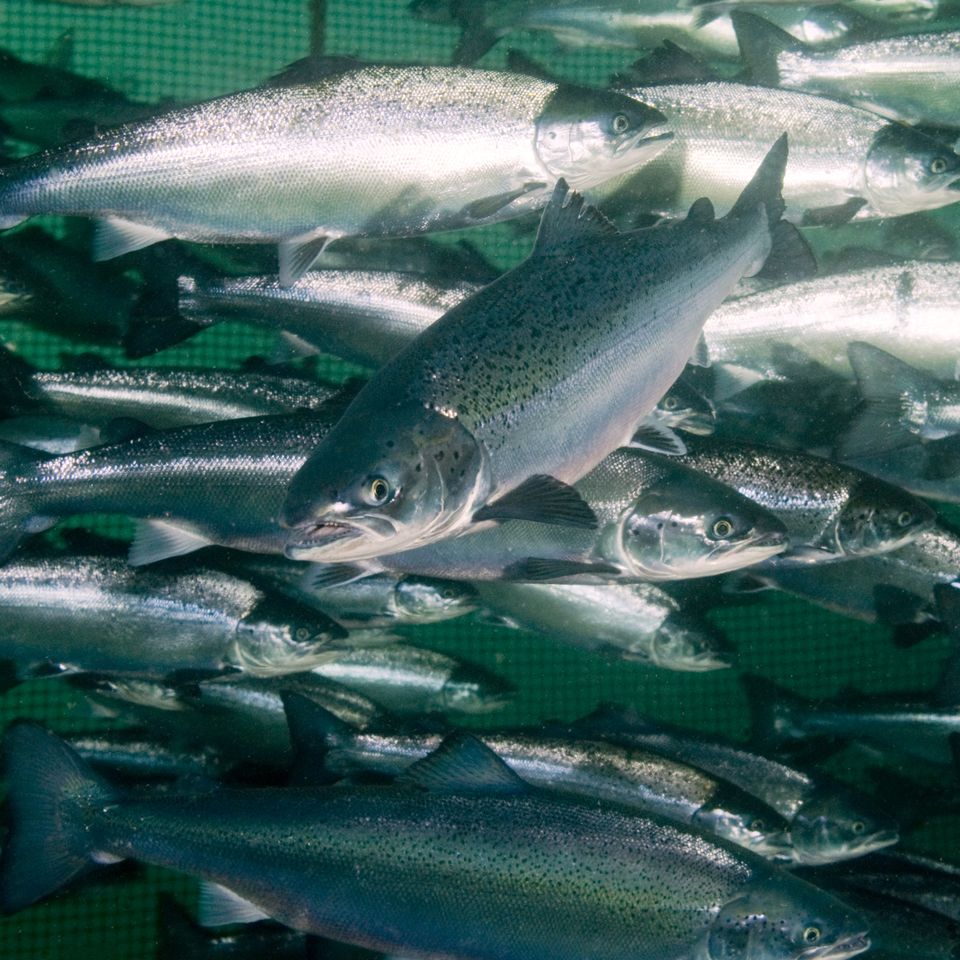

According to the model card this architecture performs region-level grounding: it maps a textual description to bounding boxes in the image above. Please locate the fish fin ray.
[128,520,214,566]
[473,474,597,528]
[533,181,618,255]
[302,563,373,592]
[754,221,817,282]
[93,218,171,261]
[397,732,526,794]
[629,421,687,456]
[685,197,715,224]
[731,11,804,87]
[0,722,117,913]
[197,881,271,927]
[801,198,867,227]
[730,134,788,228]
[836,403,918,459]
[278,234,333,287]
[615,41,717,86]
[687,332,711,368]
[848,341,936,401]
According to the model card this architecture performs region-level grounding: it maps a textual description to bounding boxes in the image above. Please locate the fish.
[675,438,934,563]
[0,64,670,285]
[0,554,345,685]
[475,580,731,669]
[838,341,960,459]
[0,723,871,960]
[311,643,515,716]
[576,704,899,865]
[0,39,118,103]
[611,76,960,222]
[0,346,342,430]
[734,12,960,128]
[316,447,789,584]
[700,260,960,385]
[0,408,346,565]
[743,667,960,768]
[282,135,793,562]
[284,695,795,859]
[172,269,484,367]
[724,523,960,628]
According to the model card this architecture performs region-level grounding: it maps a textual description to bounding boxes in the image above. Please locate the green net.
[0,1,956,957]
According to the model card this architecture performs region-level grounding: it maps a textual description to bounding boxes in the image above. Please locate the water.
[0,1,957,956]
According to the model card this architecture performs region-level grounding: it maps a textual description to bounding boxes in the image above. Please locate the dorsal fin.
[686,197,716,224]
[397,732,526,794]
[532,180,618,255]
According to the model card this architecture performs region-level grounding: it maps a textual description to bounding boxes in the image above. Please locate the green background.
[0,1,956,956]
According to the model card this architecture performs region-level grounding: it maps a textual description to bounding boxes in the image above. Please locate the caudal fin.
[740,673,809,750]
[732,11,805,87]
[0,344,38,417]
[729,133,789,226]
[0,722,117,913]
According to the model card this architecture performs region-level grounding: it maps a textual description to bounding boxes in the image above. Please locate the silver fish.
[282,136,791,562]
[700,260,960,385]
[0,65,670,284]
[311,644,515,716]
[475,580,730,670]
[735,12,960,128]
[612,80,960,221]
[0,724,871,960]
[0,554,344,683]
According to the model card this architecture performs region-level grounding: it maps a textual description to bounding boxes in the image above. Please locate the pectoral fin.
[128,520,214,566]
[473,475,597,528]
[94,217,172,261]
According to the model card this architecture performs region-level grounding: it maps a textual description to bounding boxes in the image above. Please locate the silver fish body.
[701,260,960,383]
[580,706,899,865]
[0,724,872,960]
[282,138,788,562]
[677,439,934,562]
[736,13,960,128]
[177,270,484,368]
[614,81,960,220]
[0,555,344,682]
[312,643,515,715]
[0,66,669,282]
[0,411,337,564]
[475,580,730,669]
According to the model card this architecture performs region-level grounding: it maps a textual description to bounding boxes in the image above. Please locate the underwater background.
[0,0,957,956]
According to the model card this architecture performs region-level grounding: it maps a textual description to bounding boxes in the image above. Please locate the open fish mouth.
[623,127,673,156]
[284,521,363,557]
[802,932,870,960]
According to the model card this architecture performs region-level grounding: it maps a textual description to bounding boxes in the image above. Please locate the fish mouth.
[284,521,362,559]
[802,932,870,960]
[948,177,960,191]
[623,127,673,156]
[855,828,899,853]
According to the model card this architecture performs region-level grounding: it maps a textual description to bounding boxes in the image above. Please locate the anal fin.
[197,881,271,927]
[128,519,214,566]
[278,233,334,287]
[94,217,172,261]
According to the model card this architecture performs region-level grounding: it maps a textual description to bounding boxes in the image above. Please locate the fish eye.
[662,395,679,410]
[611,113,630,134]
[752,818,765,832]
[897,510,913,527]
[803,927,821,945]
[361,475,393,506]
[930,156,949,174]
[851,820,865,834]
[711,517,734,539]
[295,626,311,642]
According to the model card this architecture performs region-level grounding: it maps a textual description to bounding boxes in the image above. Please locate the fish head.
[655,380,717,436]
[835,478,934,556]
[790,789,899,866]
[282,405,489,562]
[865,125,960,216]
[640,615,732,672]
[620,475,789,579]
[394,576,479,623]
[707,876,869,960]
[440,663,516,714]
[233,597,348,677]
[534,85,672,190]
[693,787,795,861]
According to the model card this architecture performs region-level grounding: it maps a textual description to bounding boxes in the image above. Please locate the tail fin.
[122,275,206,359]
[0,344,38,417]
[839,341,934,458]
[729,133,789,226]
[0,722,118,913]
[281,691,356,786]
[0,439,50,561]
[732,11,805,87]
[740,673,808,750]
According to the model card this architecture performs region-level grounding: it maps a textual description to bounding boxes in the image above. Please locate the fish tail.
[731,11,804,87]
[0,722,118,914]
[282,691,357,786]
[121,273,205,359]
[740,673,807,750]
[0,439,53,561]
[0,343,37,417]
[729,133,788,227]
